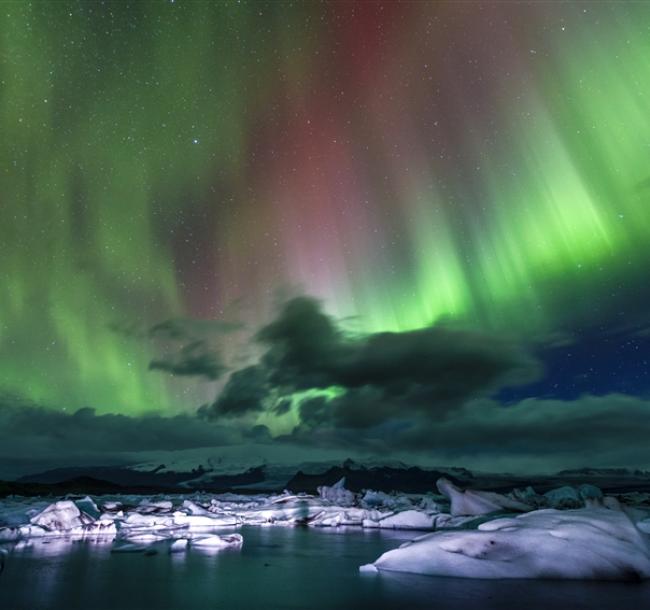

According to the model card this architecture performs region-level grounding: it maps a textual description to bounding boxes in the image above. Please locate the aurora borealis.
[1,1,650,475]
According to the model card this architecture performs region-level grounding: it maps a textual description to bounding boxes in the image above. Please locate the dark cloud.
[244,424,273,442]
[0,401,239,453]
[197,296,650,471]
[109,316,243,381]
[282,393,650,471]
[253,296,540,425]
[28,296,649,476]
[257,296,341,390]
[149,340,224,380]
[201,366,269,418]
[0,395,243,477]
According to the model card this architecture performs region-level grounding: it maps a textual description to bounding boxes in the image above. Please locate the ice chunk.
[436,478,531,516]
[191,533,243,549]
[360,490,394,509]
[181,500,213,516]
[172,511,240,527]
[76,519,117,536]
[137,500,173,514]
[363,507,650,581]
[376,510,434,530]
[431,513,479,530]
[578,484,603,501]
[169,539,188,553]
[122,512,175,528]
[317,478,355,507]
[101,501,122,511]
[30,501,91,532]
[75,496,101,519]
[510,486,547,509]
[544,486,582,509]
[310,508,361,527]
[418,496,442,513]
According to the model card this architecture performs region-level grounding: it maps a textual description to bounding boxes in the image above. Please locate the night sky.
[1,1,649,476]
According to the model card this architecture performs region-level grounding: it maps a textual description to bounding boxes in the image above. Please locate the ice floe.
[2,476,650,580]
[436,478,531,516]
[361,507,650,580]
[317,478,356,507]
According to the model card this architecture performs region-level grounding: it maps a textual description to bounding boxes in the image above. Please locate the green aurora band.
[0,2,648,415]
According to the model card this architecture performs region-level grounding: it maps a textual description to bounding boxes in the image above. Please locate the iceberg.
[169,539,189,553]
[137,499,174,513]
[317,478,355,507]
[29,501,91,531]
[172,511,240,527]
[544,486,583,509]
[74,496,101,519]
[361,507,650,581]
[365,510,434,530]
[191,533,243,549]
[436,478,532,516]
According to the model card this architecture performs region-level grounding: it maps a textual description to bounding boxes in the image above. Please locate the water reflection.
[1,526,648,610]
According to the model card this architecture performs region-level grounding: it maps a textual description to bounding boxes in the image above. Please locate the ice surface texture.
[3,477,650,579]
[362,507,650,580]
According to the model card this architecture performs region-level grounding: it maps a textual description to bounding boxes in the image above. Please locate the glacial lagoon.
[3,525,650,610]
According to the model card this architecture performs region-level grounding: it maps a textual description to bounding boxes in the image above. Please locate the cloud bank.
[202,296,540,424]
[4,297,649,477]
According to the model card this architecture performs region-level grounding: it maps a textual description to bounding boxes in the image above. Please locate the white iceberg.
[172,511,240,528]
[29,501,91,531]
[317,478,355,507]
[310,507,374,528]
[169,539,189,553]
[122,512,175,528]
[437,478,532,516]
[361,507,650,581]
[137,499,174,514]
[191,533,243,549]
[364,510,434,531]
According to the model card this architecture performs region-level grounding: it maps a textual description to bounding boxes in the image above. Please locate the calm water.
[1,526,648,610]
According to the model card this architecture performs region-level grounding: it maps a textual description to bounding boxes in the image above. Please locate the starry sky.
[1,1,649,475]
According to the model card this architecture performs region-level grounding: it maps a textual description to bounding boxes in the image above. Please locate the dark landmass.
[7,465,270,498]
[0,476,174,498]
[3,461,650,499]
[17,465,201,488]
[286,464,467,493]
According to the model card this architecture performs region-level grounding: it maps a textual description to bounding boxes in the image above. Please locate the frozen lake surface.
[2,525,649,610]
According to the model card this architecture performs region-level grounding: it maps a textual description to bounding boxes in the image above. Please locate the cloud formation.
[3,391,650,478]
[202,366,269,418]
[6,297,649,478]
[203,296,539,423]
[281,393,650,472]
[0,398,239,454]
[149,340,224,380]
